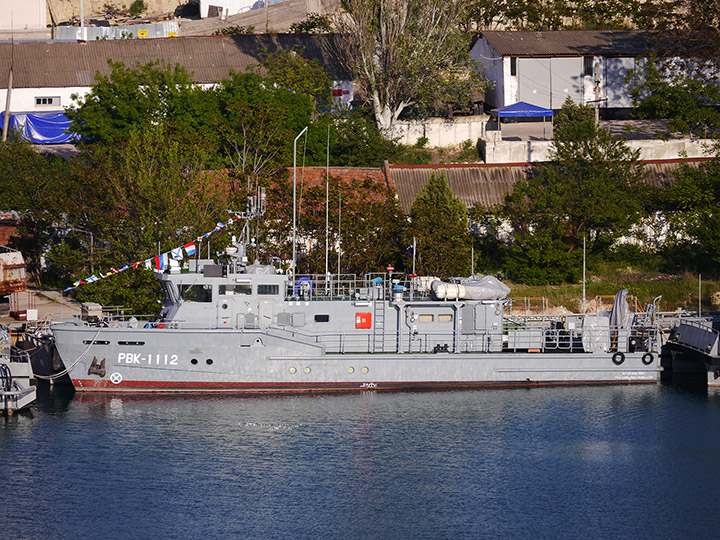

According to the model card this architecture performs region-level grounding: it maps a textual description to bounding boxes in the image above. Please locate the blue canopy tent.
[490,101,554,140]
[0,111,78,144]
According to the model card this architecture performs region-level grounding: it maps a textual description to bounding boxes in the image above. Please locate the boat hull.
[52,324,661,393]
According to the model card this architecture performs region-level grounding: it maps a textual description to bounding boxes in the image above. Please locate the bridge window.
[258,284,279,295]
[220,284,251,295]
[314,314,330,322]
[179,284,213,302]
[438,314,453,323]
[418,314,434,323]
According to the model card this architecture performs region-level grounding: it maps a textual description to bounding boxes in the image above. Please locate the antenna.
[325,124,330,278]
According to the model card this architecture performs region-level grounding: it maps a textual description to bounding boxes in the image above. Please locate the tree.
[654,151,720,276]
[290,13,333,34]
[499,99,646,284]
[255,47,333,114]
[408,172,471,277]
[74,268,163,317]
[0,136,68,281]
[642,0,720,63]
[629,59,720,138]
[461,0,651,31]
[66,60,217,145]
[330,0,487,133]
[215,71,313,191]
[292,175,407,275]
[628,1,720,137]
[53,125,228,272]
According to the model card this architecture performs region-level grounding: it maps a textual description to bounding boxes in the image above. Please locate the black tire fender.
[642,353,654,365]
[612,352,625,365]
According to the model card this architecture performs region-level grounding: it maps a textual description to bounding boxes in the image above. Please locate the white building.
[0,34,354,118]
[0,0,46,30]
[472,30,648,114]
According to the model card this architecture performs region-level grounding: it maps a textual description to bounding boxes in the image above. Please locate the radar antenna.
[226,187,266,272]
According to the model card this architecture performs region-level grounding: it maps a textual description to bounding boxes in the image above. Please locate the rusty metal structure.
[0,246,27,297]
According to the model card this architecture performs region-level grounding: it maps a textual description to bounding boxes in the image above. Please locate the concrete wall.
[46,0,184,23]
[389,116,490,148]
[482,137,717,164]
[0,0,46,30]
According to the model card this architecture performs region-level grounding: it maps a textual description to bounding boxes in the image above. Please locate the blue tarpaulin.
[0,111,78,144]
[491,101,554,118]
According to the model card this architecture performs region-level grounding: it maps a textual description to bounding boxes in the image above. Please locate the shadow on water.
[33,380,76,415]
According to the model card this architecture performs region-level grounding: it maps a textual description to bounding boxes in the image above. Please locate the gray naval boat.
[51,202,663,393]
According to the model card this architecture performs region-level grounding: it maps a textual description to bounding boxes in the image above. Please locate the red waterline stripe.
[70,378,655,393]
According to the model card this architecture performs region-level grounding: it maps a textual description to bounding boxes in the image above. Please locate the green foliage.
[654,153,720,276]
[298,177,406,275]
[454,139,478,162]
[0,137,69,280]
[0,137,61,213]
[256,47,332,113]
[498,99,646,284]
[43,235,93,287]
[215,71,313,187]
[213,25,255,35]
[66,60,218,145]
[408,172,471,277]
[73,268,163,316]
[461,0,664,31]
[629,59,720,138]
[67,125,228,271]
[290,13,333,34]
[553,96,595,140]
[128,0,147,17]
[321,109,400,167]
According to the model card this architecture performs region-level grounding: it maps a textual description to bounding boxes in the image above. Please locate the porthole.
[191,358,198,365]
[289,367,297,374]
[347,366,355,374]
[206,359,213,365]
[221,303,228,310]
[361,366,369,374]
[303,366,311,374]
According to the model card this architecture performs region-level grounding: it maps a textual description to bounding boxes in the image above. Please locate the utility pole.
[594,61,600,127]
[265,0,269,33]
[2,18,13,142]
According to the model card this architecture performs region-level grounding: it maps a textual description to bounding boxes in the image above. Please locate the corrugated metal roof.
[390,159,713,213]
[390,163,531,213]
[0,34,348,89]
[480,30,650,57]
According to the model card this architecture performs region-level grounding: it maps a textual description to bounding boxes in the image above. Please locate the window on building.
[418,314,434,323]
[510,57,517,76]
[584,57,595,77]
[35,96,61,107]
[438,314,453,323]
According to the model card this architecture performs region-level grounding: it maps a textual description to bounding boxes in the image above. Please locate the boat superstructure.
[50,198,664,393]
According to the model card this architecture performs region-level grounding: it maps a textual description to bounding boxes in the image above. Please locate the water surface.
[3,384,720,539]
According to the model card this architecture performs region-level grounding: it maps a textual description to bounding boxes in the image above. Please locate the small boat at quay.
[1,326,37,412]
[50,197,663,393]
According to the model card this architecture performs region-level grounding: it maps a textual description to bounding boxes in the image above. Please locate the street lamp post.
[292,126,309,286]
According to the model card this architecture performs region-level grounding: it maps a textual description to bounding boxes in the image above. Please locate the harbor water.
[3,384,720,539]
